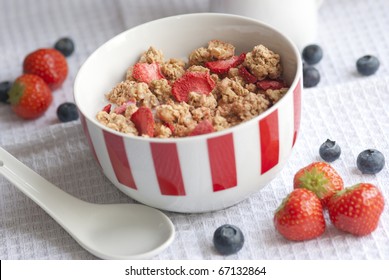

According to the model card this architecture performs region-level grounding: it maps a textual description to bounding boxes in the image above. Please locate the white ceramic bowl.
[74,13,302,213]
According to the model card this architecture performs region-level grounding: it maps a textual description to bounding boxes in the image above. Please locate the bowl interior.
[74,13,300,136]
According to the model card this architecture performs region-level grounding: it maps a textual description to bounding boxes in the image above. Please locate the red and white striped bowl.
[74,13,302,213]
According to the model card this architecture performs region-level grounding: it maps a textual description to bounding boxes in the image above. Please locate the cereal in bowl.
[96,40,289,138]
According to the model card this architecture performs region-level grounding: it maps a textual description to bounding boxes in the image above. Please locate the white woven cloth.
[1,0,389,259]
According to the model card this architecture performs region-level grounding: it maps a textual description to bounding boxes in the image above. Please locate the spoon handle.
[0,147,90,228]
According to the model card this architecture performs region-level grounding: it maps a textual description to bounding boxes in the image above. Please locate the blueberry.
[57,102,79,122]
[319,139,341,162]
[356,55,380,76]
[0,81,12,104]
[54,37,75,57]
[213,224,244,255]
[302,44,323,65]
[303,66,320,88]
[357,149,385,174]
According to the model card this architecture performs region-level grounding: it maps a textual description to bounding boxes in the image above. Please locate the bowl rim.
[74,12,302,143]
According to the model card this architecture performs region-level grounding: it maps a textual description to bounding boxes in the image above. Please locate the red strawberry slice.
[132,62,164,84]
[172,71,216,102]
[114,103,127,114]
[257,79,286,90]
[205,53,246,74]
[189,120,215,136]
[102,104,111,113]
[130,107,155,137]
[114,100,136,114]
[164,122,175,134]
[238,66,257,84]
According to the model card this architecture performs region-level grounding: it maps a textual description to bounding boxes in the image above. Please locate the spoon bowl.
[0,147,175,260]
[75,203,174,259]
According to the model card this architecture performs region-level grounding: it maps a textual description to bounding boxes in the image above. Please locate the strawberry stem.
[298,167,329,198]
[8,82,24,105]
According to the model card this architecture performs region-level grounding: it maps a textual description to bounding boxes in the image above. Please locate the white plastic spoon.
[0,147,174,260]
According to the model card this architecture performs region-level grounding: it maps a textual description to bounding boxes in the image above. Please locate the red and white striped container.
[74,13,302,213]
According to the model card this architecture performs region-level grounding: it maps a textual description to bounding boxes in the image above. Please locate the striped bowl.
[74,13,302,213]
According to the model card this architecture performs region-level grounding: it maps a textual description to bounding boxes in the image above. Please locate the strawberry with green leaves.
[8,74,53,119]
[23,48,68,90]
[294,162,344,207]
[274,188,326,241]
[328,183,384,236]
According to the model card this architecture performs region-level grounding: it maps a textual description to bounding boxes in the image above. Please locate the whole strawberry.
[294,162,344,207]
[23,48,68,89]
[274,188,326,241]
[328,183,384,236]
[8,74,53,119]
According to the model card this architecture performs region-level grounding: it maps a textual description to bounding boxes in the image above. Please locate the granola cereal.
[96,111,138,135]
[97,40,289,138]
[189,47,211,66]
[208,40,235,60]
[243,44,282,80]
[161,58,186,81]
[139,46,164,64]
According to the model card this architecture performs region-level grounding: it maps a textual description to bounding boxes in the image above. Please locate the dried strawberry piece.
[238,66,257,84]
[114,100,136,114]
[189,120,215,136]
[164,122,175,134]
[205,53,246,74]
[132,62,164,84]
[256,79,286,90]
[172,71,216,102]
[102,104,112,113]
[114,103,127,114]
[130,107,155,137]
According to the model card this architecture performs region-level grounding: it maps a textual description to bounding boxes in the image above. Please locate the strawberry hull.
[293,162,344,207]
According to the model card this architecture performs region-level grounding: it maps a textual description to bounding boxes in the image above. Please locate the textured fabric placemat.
[1,76,388,260]
[1,0,389,260]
